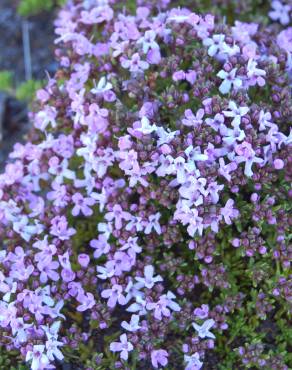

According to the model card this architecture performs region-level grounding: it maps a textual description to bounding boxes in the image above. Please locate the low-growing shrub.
[0,0,291,369]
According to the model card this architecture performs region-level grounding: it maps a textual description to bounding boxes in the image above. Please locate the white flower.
[135,265,163,289]
[144,212,162,234]
[222,101,249,127]
[217,68,242,94]
[26,345,49,370]
[90,76,112,94]
[137,116,157,135]
[156,126,179,146]
[203,34,225,57]
[46,337,64,361]
[258,110,273,131]
[137,30,159,53]
[127,296,148,315]
[192,318,216,339]
[121,314,141,332]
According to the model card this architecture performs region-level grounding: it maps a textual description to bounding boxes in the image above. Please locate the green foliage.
[15,79,43,102]
[0,348,28,370]
[0,70,13,93]
[17,0,66,17]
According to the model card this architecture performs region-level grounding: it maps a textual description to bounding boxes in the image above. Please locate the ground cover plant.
[0,0,291,369]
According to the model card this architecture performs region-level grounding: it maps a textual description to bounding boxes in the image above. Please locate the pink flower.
[151,349,169,368]
[110,334,133,361]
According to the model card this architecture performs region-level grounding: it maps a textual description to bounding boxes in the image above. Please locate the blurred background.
[0,0,64,168]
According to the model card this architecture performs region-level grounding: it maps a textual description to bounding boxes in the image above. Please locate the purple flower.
[135,265,163,289]
[76,292,95,312]
[47,181,69,208]
[53,134,74,158]
[151,349,169,368]
[61,268,76,283]
[173,70,186,81]
[220,199,239,225]
[38,260,59,284]
[112,251,133,276]
[71,192,95,217]
[46,337,64,362]
[235,141,263,177]
[101,284,127,308]
[110,334,133,361]
[50,216,76,240]
[184,353,203,370]
[121,314,141,332]
[121,53,149,73]
[277,28,292,52]
[182,108,204,127]
[90,235,110,258]
[137,30,159,53]
[193,304,209,319]
[48,157,76,184]
[120,236,142,255]
[78,253,90,268]
[246,59,266,87]
[205,113,225,131]
[269,1,290,25]
[147,291,181,320]
[218,158,238,182]
[105,204,132,230]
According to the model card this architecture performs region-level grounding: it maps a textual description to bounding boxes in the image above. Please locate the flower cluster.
[0,0,291,369]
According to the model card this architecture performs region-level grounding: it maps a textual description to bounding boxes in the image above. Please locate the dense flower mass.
[0,0,291,369]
